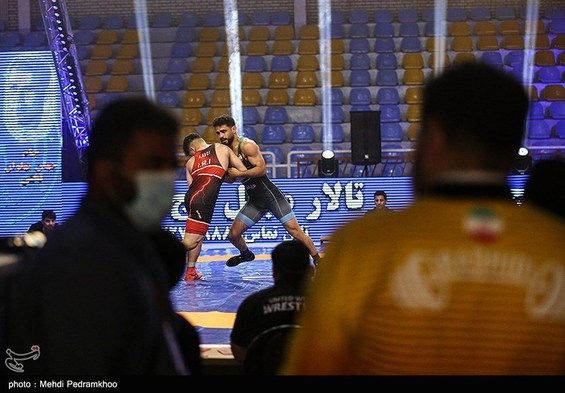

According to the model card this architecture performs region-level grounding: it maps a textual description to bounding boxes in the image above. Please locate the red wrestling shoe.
[185,267,202,281]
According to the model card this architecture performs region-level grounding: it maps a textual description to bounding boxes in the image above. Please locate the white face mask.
[123,170,176,232]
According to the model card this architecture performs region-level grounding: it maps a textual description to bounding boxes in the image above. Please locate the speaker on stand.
[350,111,382,176]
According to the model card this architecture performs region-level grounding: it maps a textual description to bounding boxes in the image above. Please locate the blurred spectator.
[6,98,199,375]
[27,210,58,235]
[282,63,565,375]
[365,191,393,215]
[230,240,313,364]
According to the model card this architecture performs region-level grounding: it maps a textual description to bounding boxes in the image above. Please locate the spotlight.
[513,147,532,174]
[318,150,339,178]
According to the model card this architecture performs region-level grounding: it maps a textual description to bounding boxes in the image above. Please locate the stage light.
[513,147,532,174]
[318,149,339,178]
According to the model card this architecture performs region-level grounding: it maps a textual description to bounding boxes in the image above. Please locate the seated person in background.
[365,190,393,215]
[230,240,314,363]
[523,158,565,221]
[27,209,58,235]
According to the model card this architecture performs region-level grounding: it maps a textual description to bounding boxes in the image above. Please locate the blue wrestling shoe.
[226,250,255,267]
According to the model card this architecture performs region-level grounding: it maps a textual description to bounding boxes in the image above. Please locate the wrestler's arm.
[228,140,267,178]
[185,157,194,187]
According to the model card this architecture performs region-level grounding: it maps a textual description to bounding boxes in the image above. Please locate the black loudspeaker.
[350,111,381,165]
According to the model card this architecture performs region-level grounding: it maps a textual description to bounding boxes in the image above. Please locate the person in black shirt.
[230,240,314,363]
[27,210,57,235]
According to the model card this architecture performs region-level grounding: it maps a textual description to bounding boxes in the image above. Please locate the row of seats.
[57,11,292,31]
[68,22,565,49]
[65,6,565,33]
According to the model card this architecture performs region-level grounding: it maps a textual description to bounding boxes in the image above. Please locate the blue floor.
[169,246,274,345]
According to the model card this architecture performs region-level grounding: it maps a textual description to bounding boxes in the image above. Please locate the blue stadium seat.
[423,8,435,22]
[505,51,524,67]
[156,91,179,108]
[495,6,516,20]
[555,120,565,138]
[349,70,372,87]
[75,46,90,60]
[243,107,260,125]
[22,31,46,47]
[400,37,422,52]
[350,54,371,70]
[331,24,345,39]
[179,12,198,27]
[399,22,420,37]
[331,10,345,25]
[251,11,270,26]
[382,163,405,177]
[349,88,372,105]
[470,7,491,21]
[175,27,197,43]
[374,10,393,23]
[152,12,173,28]
[170,43,193,58]
[0,31,21,48]
[321,124,344,143]
[160,74,184,91]
[238,11,247,25]
[271,56,292,72]
[376,53,397,69]
[374,23,394,38]
[376,70,399,86]
[349,38,370,54]
[291,124,315,143]
[167,58,189,74]
[126,14,137,28]
[398,9,418,23]
[350,10,369,24]
[549,102,565,119]
[376,87,400,104]
[289,146,314,178]
[545,7,565,20]
[244,56,267,72]
[381,123,403,141]
[480,52,503,68]
[262,146,284,164]
[331,106,345,123]
[528,102,545,120]
[104,15,124,29]
[349,23,369,38]
[78,15,100,30]
[74,30,96,45]
[374,38,395,53]
[380,105,401,122]
[264,107,288,124]
[271,11,291,25]
[537,66,561,83]
[424,22,439,36]
[549,20,565,34]
[203,12,223,26]
[447,8,467,22]
[331,88,344,105]
[261,125,286,144]
[527,120,551,139]
[242,126,258,140]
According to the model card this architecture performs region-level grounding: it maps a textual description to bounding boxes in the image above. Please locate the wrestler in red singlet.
[184,144,226,235]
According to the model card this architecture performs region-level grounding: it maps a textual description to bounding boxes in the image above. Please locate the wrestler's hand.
[228,168,244,177]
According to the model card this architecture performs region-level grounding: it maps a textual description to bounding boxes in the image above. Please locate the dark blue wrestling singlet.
[236,137,295,227]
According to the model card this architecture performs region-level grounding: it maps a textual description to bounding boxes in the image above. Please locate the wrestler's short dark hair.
[271,240,311,272]
[212,114,235,128]
[182,133,204,156]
